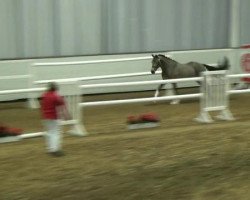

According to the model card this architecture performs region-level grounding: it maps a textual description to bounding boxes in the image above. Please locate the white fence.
[30,55,217,93]
[0,74,31,102]
[0,48,245,101]
[0,72,250,138]
[28,55,218,108]
[0,57,217,108]
[30,56,156,93]
[196,71,233,123]
[78,72,250,133]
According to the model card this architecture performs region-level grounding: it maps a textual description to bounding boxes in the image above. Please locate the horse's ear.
[152,54,155,58]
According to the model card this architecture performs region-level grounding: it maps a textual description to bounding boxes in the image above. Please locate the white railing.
[227,73,250,94]
[31,56,155,85]
[0,75,30,80]
[1,73,248,97]
[79,77,203,89]
[33,56,152,66]
[80,94,202,107]
[26,55,218,109]
[0,73,250,138]
[0,74,32,102]
[29,56,157,105]
[77,76,194,106]
[0,87,45,95]
[31,55,217,85]
[34,71,161,84]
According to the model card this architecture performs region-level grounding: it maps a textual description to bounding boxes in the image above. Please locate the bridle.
[151,56,163,74]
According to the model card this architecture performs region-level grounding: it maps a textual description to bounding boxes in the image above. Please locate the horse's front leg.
[170,83,180,104]
[154,84,165,98]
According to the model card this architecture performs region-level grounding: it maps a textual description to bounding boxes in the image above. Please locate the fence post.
[195,71,234,123]
[59,81,88,136]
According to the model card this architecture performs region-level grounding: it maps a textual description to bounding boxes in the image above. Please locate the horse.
[151,54,230,104]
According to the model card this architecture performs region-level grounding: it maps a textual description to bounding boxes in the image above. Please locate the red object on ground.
[6,128,23,136]
[0,126,6,132]
[0,125,23,136]
[140,113,160,122]
[127,113,160,124]
[241,45,250,83]
[127,115,140,124]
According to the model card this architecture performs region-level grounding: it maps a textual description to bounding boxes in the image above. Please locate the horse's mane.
[158,54,177,64]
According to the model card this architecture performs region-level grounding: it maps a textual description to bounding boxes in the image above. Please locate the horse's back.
[172,63,197,78]
[160,57,206,79]
[187,61,206,75]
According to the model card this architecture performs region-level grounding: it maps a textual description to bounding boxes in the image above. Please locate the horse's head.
[151,54,162,74]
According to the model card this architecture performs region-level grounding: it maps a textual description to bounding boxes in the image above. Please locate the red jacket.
[41,91,65,119]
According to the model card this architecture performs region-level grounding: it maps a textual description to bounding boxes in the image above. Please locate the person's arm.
[56,96,71,120]
[60,104,71,120]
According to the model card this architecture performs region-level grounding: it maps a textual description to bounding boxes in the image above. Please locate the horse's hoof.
[153,97,158,103]
[170,100,180,104]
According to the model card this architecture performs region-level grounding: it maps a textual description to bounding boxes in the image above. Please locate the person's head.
[47,82,58,92]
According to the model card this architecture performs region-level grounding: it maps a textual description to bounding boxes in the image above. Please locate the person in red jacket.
[40,82,69,157]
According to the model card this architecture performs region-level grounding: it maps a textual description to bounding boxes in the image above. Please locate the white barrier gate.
[58,81,87,136]
[196,71,234,123]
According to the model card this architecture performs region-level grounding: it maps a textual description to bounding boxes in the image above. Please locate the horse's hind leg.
[170,83,180,104]
[154,84,164,98]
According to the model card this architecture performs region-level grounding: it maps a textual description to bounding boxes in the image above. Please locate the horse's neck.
[160,64,171,79]
[165,58,177,67]
[161,58,177,78]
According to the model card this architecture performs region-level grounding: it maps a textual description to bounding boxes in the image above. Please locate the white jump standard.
[57,81,87,136]
[196,71,234,123]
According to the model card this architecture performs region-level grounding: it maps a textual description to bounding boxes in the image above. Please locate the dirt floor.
[0,89,250,200]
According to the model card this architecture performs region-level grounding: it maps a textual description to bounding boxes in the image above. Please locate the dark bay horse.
[151,54,230,103]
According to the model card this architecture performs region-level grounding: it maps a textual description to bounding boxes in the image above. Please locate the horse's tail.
[204,57,230,71]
